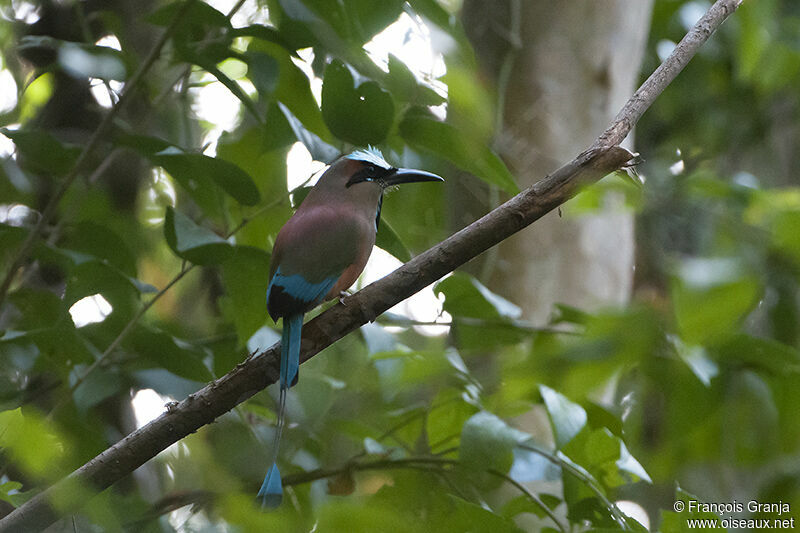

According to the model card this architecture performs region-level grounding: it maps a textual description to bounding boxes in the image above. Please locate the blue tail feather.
[281,314,303,389]
[258,313,303,508]
[258,463,283,508]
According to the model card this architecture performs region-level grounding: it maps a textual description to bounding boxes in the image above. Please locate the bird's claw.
[338,290,352,306]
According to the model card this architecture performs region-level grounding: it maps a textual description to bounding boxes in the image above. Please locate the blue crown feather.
[345,146,392,170]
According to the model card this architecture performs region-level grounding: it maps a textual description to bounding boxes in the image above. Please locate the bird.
[258,147,443,506]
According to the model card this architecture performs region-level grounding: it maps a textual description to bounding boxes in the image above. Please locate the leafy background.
[0,0,799,531]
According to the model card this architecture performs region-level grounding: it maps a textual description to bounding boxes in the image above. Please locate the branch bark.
[0,1,742,531]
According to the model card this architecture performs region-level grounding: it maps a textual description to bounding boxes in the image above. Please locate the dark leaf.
[0,128,80,176]
[153,148,260,206]
[57,42,127,81]
[220,246,271,343]
[376,219,411,262]
[278,103,340,162]
[399,113,518,194]
[322,60,394,145]
[164,206,233,265]
[130,326,214,383]
[244,50,280,97]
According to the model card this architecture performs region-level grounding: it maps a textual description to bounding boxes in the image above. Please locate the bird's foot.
[338,290,352,306]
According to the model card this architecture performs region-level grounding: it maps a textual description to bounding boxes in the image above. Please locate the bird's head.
[342,146,444,190]
[305,146,443,214]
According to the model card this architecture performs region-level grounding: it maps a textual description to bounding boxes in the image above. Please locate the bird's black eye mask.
[346,165,396,188]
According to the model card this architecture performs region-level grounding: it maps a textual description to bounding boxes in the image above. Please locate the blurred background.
[0,0,799,531]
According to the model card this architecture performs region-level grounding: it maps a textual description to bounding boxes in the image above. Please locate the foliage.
[0,0,799,532]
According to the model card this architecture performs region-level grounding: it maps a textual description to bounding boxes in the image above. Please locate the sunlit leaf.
[436,273,521,320]
[460,411,530,473]
[0,408,66,478]
[385,54,446,106]
[540,385,587,449]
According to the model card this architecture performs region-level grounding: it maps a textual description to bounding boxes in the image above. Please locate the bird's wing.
[267,206,368,319]
[267,268,338,321]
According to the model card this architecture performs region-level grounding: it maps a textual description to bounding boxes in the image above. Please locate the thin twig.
[0,2,742,531]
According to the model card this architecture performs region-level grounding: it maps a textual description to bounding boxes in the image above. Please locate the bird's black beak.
[383,168,444,186]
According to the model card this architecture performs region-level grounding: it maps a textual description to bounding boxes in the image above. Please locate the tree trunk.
[463,0,653,323]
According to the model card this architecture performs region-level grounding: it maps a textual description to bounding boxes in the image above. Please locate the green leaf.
[672,257,760,345]
[385,54,446,106]
[44,243,155,299]
[0,480,35,507]
[770,210,800,265]
[278,102,340,162]
[426,388,477,452]
[0,223,28,263]
[244,50,280,97]
[660,488,724,533]
[567,428,651,488]
[321,60,395,145]
[435,273,521,320]
[669,336,719,387]
[540,385,587,449]
[615,439,651,484]
[0,408,65,478]
[376,219,411,262]
[0,128,80,175]
[199,61,263,123]
[460,411,530,473]
[72,367,124,413]
[130,326,214,383]
[231,24,298,55]
[148,1,232,63]
[502,494,555,520]
[164,206,233,265]
[399,112,519,194]
[64,222,137,275]
[445,495,526,533]
[220,246,271,343]
[718,334,800,374]
[152,148,260,206]
[245,41,332,142]
[551,304,592,326]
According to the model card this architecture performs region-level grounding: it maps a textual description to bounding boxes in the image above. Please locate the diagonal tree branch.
[0,1,742,531]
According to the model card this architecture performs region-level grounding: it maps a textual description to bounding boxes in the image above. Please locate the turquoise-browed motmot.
[258,147,443,506]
